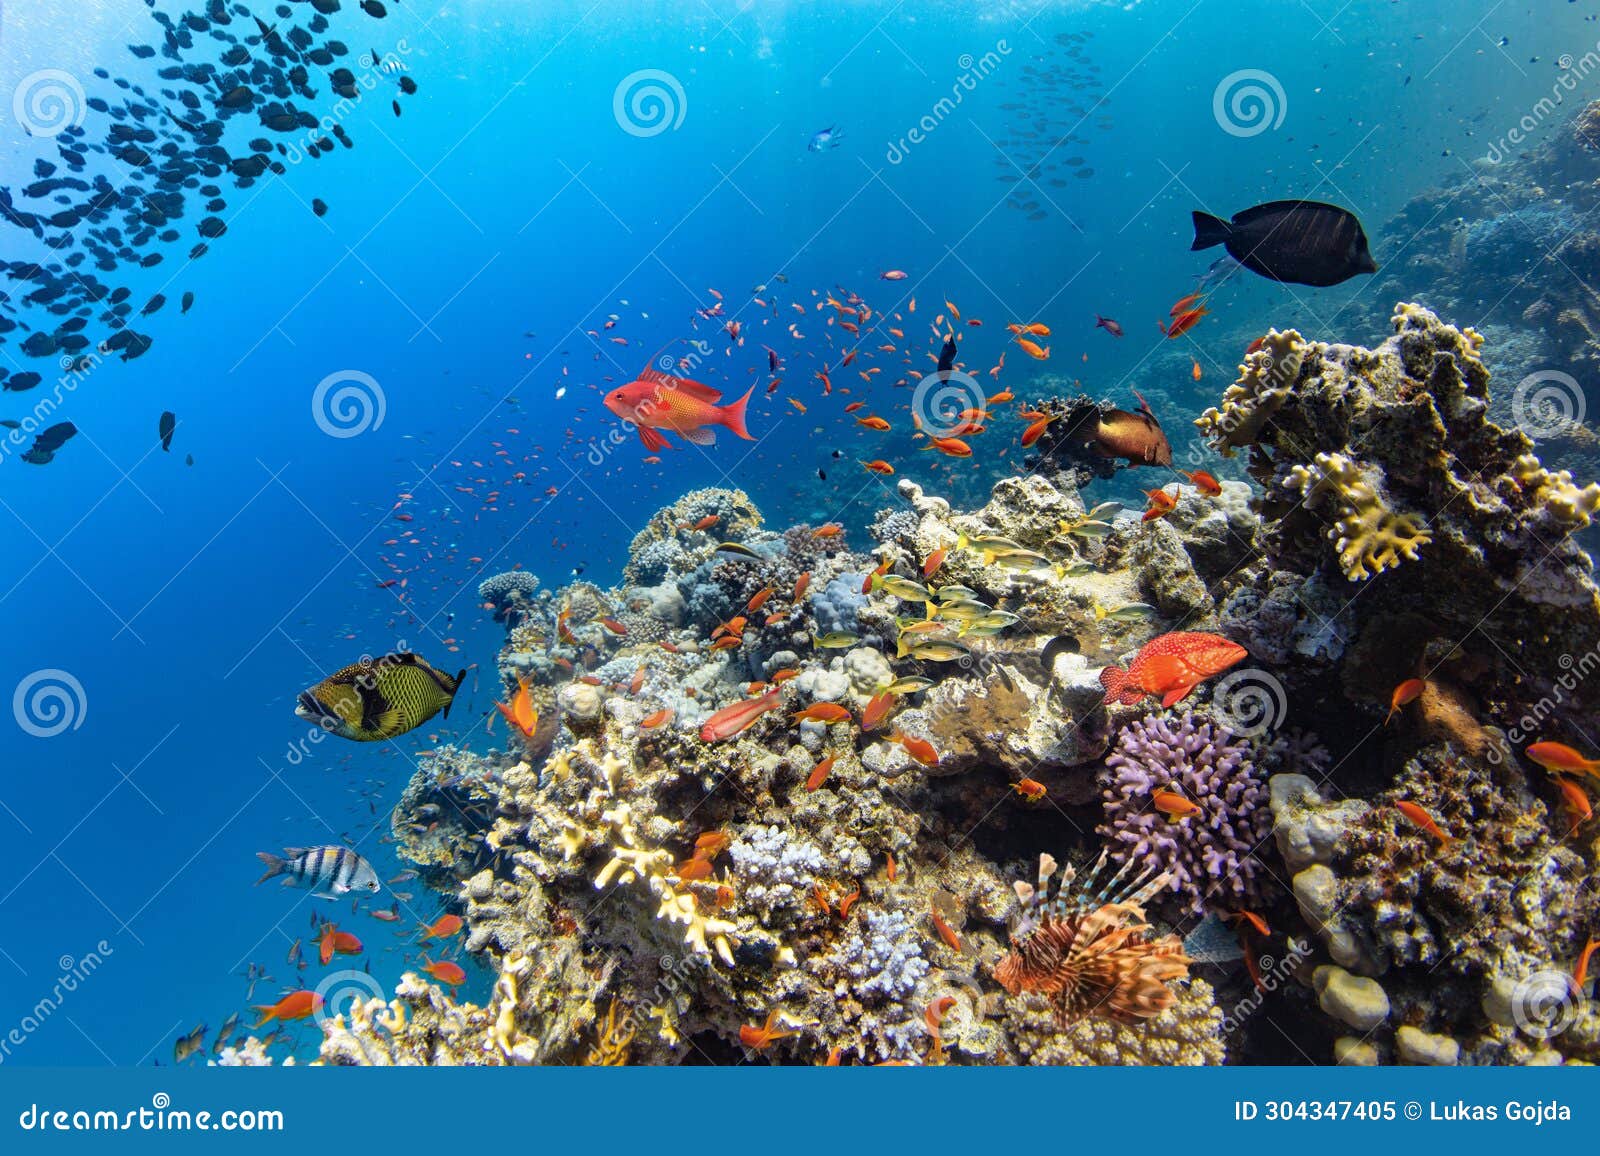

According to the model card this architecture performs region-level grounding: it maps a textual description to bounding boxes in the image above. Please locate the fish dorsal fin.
[639,367,723,403]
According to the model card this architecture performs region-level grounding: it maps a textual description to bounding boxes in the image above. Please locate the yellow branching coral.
[1512,454,1600,532]
[1288,452,1431,581]
[594,802,740,965]
[1194,329,1306,456]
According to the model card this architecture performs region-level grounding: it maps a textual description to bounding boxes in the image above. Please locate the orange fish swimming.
[1385,678,1425,725]
[1555,776,1593,832]
[861,690,896,732]
[603,366,754,453]
[739,1009,796,1050]
[420,957,466,986]
[856,415,891,431]
[861,459,895,476]
[923,436,972,458]
[1394,800,1451,845]
[1180,469,1222,496]
[1015,337,1050,360]
[793,703,853,724]
[495,677,537,738]
[700,688,782,742]
[1021,415,1052,447]
[889,731,939,766]
[1527,741,1600,780]
[805,756,836,792]
[1142,487,1178,522]
[1013,778,1047,801]
[422,914,463,940]
[253,990,322,1027]
[1152,789,1202,821]
[1099,632,1247,708]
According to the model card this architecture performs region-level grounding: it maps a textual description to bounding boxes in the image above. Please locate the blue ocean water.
[0,0,1592,1065]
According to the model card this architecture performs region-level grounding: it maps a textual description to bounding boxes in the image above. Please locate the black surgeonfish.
[21,421,77,465]
[159,410,176,451]
[1191,200,1377,287]
[295,651,466,742]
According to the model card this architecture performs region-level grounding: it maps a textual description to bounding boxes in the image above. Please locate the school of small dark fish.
[992,30,1109,222]
[0,0,417,465]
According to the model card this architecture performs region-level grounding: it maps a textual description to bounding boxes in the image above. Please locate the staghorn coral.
[1286,452,1431,581]
[994,852,1193,1027]
[1097,711,1273,916]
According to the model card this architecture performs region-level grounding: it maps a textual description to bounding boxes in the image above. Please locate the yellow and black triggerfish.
[295,651,466,742]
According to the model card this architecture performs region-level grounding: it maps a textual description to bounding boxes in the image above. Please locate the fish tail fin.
[252,1007,275,1029]
[1098,664,1129,703]
[254,852,285,886]
[1191,211,1230,251]
[720,386,755,440]
[441,668,467,720]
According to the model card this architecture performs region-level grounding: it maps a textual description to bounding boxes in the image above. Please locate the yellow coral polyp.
[1194,329,1306,456]
[1512,454,1600,531]
[1289,452,1432,582]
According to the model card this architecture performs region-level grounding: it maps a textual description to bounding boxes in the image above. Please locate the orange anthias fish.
[1013,778,1047,801]
[1152,789,1202,821]
[793,703,853,724]
[739,1009,796,1050]
[1575,936,1599,992]
[924,436,973,458]
[1526,741,1600,780]
[1007,322,1050,337]
[420,957,466,986]
[1180,469,1222,496]
[1021,415,1053,447]
[1142,487,1178,522]
[700,689,782,743]
[603,367,754,453]
[1555,776,1593,832]
[922,547,949,579]
[805,756,836,792]
[1394,800,1451,845]
[495,677,537,738]
[861,459,895,476]
[317,923,362,965]
[1015,337,1050,360]
[861,691,896,732]
[890,731,939,766]
[253,990,323,1027]
[1385,678,1426,725]
[1099,632,1248,708]
[422,914,463,940]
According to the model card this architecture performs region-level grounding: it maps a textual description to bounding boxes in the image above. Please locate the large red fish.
[1099,632,1247,707]
[604,367,754,453]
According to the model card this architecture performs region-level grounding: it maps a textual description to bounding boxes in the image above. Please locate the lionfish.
[994,852,1192,1026]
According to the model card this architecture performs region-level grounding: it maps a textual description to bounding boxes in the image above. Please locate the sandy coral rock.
[1396,1025,1460,1065]
[1333,1037,1379,1066]
[1270,773,1368,874]
[1195,328,1305,455]
[1314,965,1390,1032]
[842,645,893,696]
[1126,518,1212,616]
[1008,978,1226,1066]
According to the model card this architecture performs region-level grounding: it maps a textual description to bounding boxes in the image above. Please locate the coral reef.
[308,303,1600,1067]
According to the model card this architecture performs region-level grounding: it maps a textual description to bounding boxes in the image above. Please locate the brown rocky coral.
[994,853,1191,1026]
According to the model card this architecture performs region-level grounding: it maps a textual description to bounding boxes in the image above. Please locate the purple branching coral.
[1097,711,1272,916]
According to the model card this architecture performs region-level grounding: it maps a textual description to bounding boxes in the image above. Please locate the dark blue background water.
[0,0,1588,1063]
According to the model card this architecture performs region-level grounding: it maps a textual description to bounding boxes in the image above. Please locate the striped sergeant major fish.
[255,846,381,899]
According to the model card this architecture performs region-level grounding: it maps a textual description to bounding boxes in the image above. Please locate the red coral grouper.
[1099,632,1247,708]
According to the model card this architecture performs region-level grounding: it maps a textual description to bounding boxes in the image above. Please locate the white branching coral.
[1287,452,1431,581]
